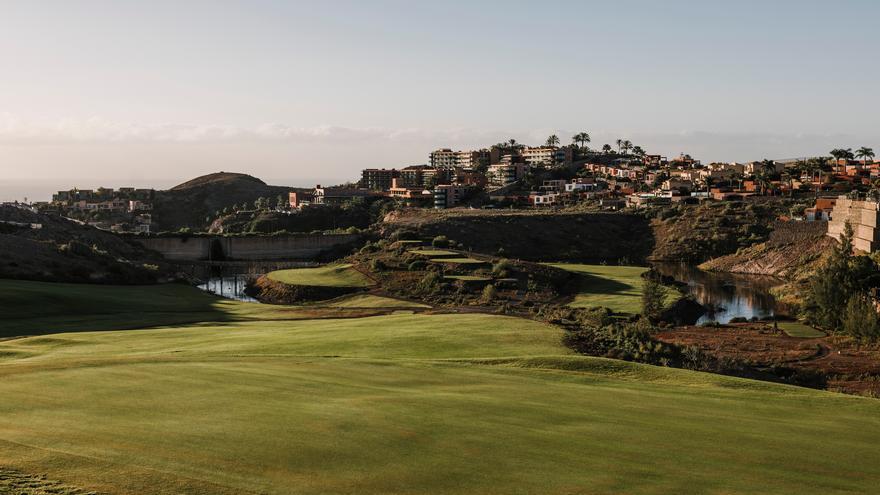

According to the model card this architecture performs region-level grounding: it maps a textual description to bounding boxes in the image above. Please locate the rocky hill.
[151,172,301,231]
[0,205,167,283]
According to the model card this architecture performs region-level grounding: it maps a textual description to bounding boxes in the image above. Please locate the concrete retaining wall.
[130,233,360,261]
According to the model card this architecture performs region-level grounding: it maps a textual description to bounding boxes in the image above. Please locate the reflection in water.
[652,263,779,324]
[197,275,257,302]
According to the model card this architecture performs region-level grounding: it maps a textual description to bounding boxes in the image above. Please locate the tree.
[621,140,633,155]
[807,221,855,329]
[841,293,880,341]
[616,139,623,154]
[480,284,498,303]
[546,134,560,147]
[572,132,591,149]
[632,146,645,157]
[856,147,875,166]
[641,276,666,321]
[275,194,287,210]
[830,148,854,173]
[602,144,612,154]
[254,197,268,210]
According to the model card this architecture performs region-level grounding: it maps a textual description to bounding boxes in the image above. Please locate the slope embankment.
[699,221,833,279]
[380,209,654,263]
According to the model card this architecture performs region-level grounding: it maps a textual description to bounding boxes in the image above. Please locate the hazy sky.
[1,0,879,200]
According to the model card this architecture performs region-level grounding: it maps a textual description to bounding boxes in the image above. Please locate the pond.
[651,262,782,324]
[197,275,258,302]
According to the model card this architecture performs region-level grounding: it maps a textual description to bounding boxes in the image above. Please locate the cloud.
[0,114,870,164]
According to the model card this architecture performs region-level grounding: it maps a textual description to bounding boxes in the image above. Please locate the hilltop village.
[25,138,878,236]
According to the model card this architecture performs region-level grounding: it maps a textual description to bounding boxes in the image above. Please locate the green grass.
[547,263,674,314]
[408,248,458,256]
[429,257,487,265]
[444,275,491,281]
[267,263,373,288]
[317,294,430,309]
[778,321,826,338]
[0,279,879,494]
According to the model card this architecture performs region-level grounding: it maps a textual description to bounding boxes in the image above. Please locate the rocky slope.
[699,221,833,279]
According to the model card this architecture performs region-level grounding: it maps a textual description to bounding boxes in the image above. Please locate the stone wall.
[827,196,879,252]
[130,233,360,261]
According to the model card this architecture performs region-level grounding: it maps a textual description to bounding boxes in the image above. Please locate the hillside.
[0,205,165,284]
[0,280,878,494]
[700,221,834,279]
[649,201,783,262]
[151,172,299,231]
[380,209,654,263]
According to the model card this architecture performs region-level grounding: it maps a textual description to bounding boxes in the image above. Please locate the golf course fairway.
[0,282,878,494]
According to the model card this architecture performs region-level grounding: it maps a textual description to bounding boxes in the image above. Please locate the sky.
[1,0,879,201]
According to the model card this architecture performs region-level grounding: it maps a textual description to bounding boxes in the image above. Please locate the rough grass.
[779,321,826,338]
[1,280,879,494]
[443,275,491,281]
[547,263,656,314]
[267,263,373,288]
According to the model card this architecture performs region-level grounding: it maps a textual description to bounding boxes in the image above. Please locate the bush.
[641,276,665,321]
[417,272,443,295]
[432,235,450,248]
[370,259,386,272]
[481,284,498,303]
[492,259,512,278]
[408,260,427,271]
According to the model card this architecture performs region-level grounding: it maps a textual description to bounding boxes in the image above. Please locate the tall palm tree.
[631,145,645,157]
[856,146,875,166]
[546,134,560,147]
[571,132,591,149]
[615,139,623,154]
[602,144,612,154]
[622,140,633,155]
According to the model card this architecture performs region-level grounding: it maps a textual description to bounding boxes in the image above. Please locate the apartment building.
[360,168,400,191]
[429,149,488,169]
[399,165,453,188]
[433,184,468,209]
[488,162,526,186]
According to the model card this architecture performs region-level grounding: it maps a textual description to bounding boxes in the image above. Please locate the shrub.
[359,242,380,254]
[492,259,512,278]
[641,276,665,321]
[481,284,497,303]
[370,259,386,272]
[431,235,450,248]
[417,272,442,295]
[408,260,427,271]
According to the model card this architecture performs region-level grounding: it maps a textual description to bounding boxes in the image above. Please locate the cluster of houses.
[49,187,155,232]
[281,141,880,214]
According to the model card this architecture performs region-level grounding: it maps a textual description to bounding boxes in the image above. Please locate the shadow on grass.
[0,279,232,338]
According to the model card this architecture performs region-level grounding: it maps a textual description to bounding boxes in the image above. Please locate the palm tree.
[615,139,623,154]
[546,134,560,147]
[602,144,612,154]
[830,148,854,173]
[571,132,591,149]
[856,146,875,166]
[622,140,633,155]
[631,146,645,157]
